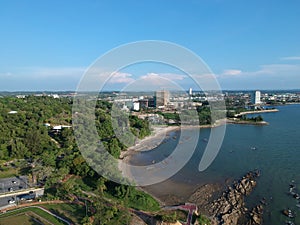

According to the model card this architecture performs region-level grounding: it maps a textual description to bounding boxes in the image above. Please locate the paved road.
[0,176,29,194]
[0,187,44,198]
[0,196,16,208]
[0,187,44,209]
[163,203,198,225]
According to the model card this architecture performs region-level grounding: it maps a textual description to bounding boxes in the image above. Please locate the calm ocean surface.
[130,104,300,224]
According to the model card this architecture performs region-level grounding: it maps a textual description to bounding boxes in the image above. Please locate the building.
[155,90,169,108]
[8,111,18,114]
[189,88,193,96]
[148,98,156,108]
[133,101,140,111]
[139,99,148,109]
[251,91,261,105]
[52,125,72,131]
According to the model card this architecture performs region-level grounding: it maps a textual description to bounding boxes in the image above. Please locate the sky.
[0,0,300,91]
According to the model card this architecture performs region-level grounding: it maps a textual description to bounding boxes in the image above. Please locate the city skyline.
[1,1,300,91]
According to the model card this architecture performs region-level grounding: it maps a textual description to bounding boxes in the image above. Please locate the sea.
[130,104,300,225]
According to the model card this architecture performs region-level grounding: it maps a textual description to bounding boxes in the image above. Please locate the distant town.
[0,89,298,224]
[2,89,300,111]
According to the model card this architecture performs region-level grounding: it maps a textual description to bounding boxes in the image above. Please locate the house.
[52,125,72,131]
[8,111,18,114]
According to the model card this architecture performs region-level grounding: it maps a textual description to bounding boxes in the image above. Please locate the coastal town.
[0,89,299,225]
[5,89,298,118]
[2,1,300,224]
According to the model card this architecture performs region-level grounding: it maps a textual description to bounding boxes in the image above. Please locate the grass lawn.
[0,167,18,179]
[0,212,41,225]
[43,203,86,224]
[0,207,68,225]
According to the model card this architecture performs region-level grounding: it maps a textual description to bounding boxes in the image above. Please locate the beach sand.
[118,125,179,181]
[119,125,179,158]
[117,122,226,186]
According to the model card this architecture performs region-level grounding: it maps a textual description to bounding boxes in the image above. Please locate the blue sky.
[0,0,300,91]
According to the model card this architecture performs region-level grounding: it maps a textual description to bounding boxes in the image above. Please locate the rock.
[193,170,263,225]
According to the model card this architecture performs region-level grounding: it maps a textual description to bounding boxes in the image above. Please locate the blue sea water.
[130,104,300,224]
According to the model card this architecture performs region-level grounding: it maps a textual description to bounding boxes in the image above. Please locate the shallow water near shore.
[129,104,300,225]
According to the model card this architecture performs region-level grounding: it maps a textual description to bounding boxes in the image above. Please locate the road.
[163,203,198,225]
[0,176,29,194]
[0,196,16,210]
[0,187,44,209]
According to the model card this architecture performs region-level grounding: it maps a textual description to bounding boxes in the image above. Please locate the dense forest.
[0,95,212,224]
[0,96,164,224]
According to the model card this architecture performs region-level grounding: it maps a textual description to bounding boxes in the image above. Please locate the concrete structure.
[8,111,18,114]
[189,88,193,96]
[133,101,140,111]
[0,176,44,210]
[0,176,29,194]
[163,203,198,225]
[148,98,156,108]
[139,99,148,109]
[155,90,169,108]
[52,125,72,131]
[51,94,60,99]
[251,90,261,105]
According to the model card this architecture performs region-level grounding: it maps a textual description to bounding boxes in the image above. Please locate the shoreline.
[226,118,269,126]
[119,120,227,160]
[119,125,179,159]
[117,116,262,180]
[234,108,279,117]
[117,122,225,187]
[117,124,265,224]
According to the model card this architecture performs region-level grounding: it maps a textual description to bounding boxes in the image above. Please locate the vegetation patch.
[43,203,86,225]
[0,207,68,225]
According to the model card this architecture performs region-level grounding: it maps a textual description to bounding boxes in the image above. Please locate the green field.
[0,213,40,225]
[0,211,54,225]
[0,207,68,225]
[0,167,18,179]
[43,203,86,224]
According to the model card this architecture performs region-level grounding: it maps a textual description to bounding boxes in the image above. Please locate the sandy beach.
[119,119,227,160]
[119,125,179,159]
[117,122,227,186]
[117,120,228,176]
[118,125,179,181]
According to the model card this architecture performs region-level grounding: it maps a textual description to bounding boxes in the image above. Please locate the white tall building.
[133,101,140,111]
[189,88,193,96]
[155,90,169,108]
[251,91,261,105]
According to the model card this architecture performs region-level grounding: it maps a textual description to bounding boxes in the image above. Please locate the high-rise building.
[148,98,156,108]
[133,101,140,111]
[189,88,193,96]
[155,90,169,108]
[251,91,261,105]
[139,99,148,109]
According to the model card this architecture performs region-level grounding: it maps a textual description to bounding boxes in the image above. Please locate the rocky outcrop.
[191,170,264,225]
[188,183,224,211]
[246,205,264,225]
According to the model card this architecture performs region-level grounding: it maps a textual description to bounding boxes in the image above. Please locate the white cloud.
[220,64,300,78]
[218,63,300,90]
[159,73,186,80]
[124,73,185,91]
[139,73,172,86]
[222,69,242,76]
[280,56,300,61]
[140,72,186,81]
[108,72,135,84]
[250,64,300,75]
